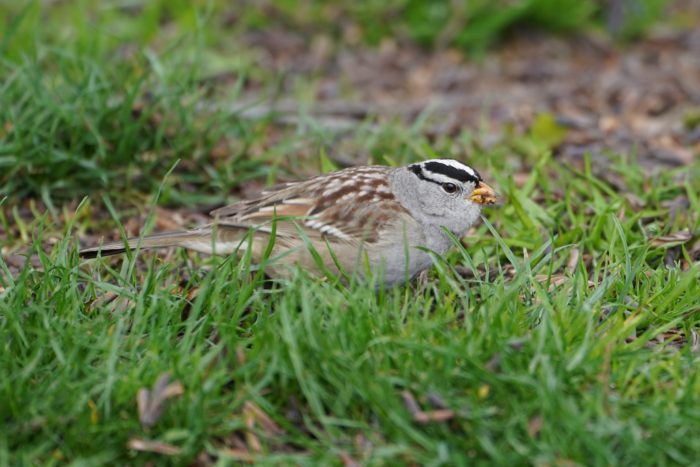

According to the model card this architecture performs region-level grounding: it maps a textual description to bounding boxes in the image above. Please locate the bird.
[80,159,498,286]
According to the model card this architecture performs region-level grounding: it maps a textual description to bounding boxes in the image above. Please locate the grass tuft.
[1,0,699,464]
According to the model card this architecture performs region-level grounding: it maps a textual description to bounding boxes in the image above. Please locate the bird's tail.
[79,227,246,258]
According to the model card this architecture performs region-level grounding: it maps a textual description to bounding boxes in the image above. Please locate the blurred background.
[1,0,698,207]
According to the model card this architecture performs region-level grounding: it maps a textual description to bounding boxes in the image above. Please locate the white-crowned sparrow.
[80,159,498,285]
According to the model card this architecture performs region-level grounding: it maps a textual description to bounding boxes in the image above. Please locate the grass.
[2,0,700,465]
[3,160,700,464]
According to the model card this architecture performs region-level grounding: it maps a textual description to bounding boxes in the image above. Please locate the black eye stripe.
[423,161,481,184]
[409,164,441,185]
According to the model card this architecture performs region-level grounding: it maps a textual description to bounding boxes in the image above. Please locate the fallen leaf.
[354,432,373,460]
[87,291,134,314]
[401,390,455,424]
[137,373,184,429]
[401,391,421,416]
[651,229,693,247]
[339,451,361,467]
[127,438,182,456]
[244,407,262,453]
[413,409,455,424]
[527,415,544,437]
[427,391,449,409]
[566,248,580,274]
[244,401,284,436]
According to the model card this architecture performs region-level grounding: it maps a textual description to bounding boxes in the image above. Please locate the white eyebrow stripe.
[425,159,476,178]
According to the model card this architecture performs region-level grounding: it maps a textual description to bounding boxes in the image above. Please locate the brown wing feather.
[209,181,307,218]
[208,166,408,243]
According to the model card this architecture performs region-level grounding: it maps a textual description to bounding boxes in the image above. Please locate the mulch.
[236,19,700,171]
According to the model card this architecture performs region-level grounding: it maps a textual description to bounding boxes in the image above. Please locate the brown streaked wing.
[208,166,408,243]
[209,180,309,219]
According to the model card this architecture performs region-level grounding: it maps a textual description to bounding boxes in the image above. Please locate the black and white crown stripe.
[409,159,482,186]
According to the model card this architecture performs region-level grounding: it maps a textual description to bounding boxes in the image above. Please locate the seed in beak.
[468,182,498,205]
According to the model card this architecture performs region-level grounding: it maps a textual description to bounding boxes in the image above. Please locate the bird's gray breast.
[367,221,453,285]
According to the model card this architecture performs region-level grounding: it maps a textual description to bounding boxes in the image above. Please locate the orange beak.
[468,181,499,205]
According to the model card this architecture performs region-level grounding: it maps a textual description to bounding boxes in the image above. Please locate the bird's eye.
[442,182,458,194]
